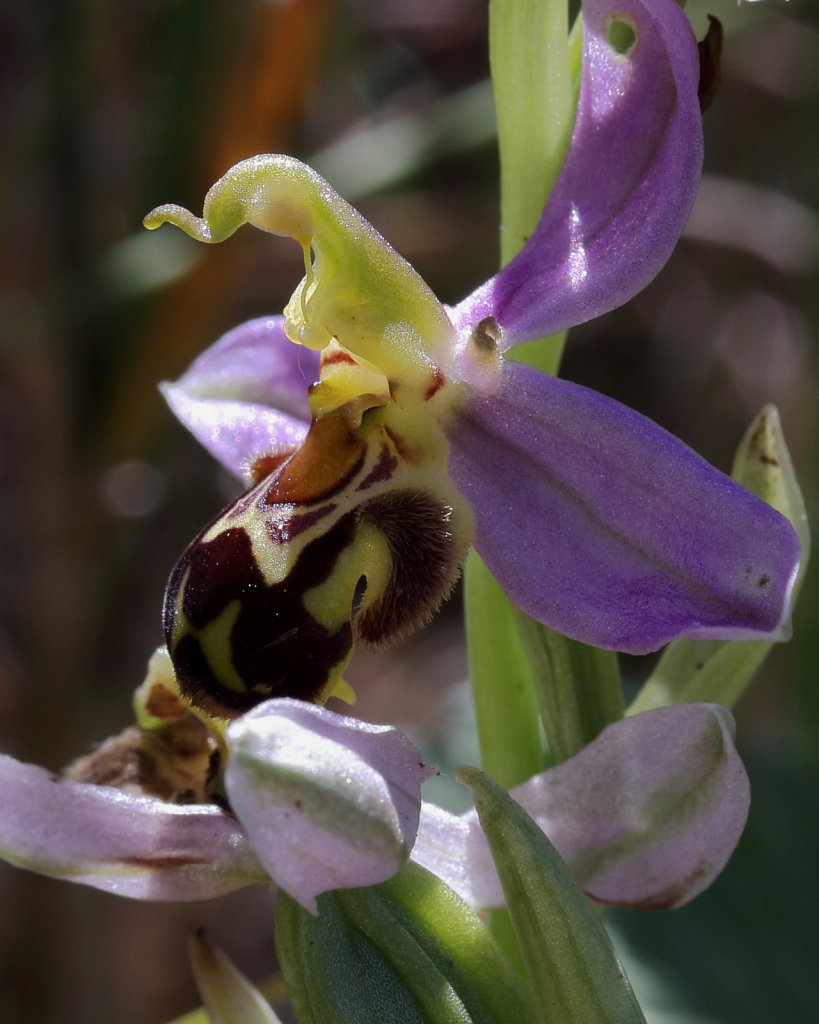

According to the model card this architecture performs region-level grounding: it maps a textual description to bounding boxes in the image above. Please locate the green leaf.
[512,610,624,764]
[276,861,535,1024]
[458,765,646,1024]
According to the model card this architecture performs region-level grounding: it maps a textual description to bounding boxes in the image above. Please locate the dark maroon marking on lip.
[424,367,445,401]
[171,633,267,719]
[322,349,357,367]
[230,513,358,706]
[265,502,337,543]
[356,444,398,491]
[165,511,361,717]
[249,449,297,485]
[172,527,266,632]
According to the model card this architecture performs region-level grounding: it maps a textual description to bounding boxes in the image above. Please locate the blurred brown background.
[1,1,817,1021]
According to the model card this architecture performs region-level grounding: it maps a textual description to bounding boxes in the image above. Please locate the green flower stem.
[464,556,542,787]
[467,0,578,791]
[512,609,624,764]
[492,0,582,373]
[491,0,575,268]
[466,0,586,965]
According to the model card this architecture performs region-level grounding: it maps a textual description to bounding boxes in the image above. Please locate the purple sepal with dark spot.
[447,361,800,653]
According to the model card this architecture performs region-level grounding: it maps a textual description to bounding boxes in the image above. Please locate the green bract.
[275,862,535,1024]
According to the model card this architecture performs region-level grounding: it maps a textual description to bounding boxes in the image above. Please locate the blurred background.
[1,0,817,1021]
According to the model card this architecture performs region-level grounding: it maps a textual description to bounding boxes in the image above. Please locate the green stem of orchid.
[491,0,574,269]
[465,0,579,966]
[512,609,624,763]
[464,556,543,788]
[467,0,576,794]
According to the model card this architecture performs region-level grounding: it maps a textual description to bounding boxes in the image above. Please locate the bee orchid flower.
[146,0,799,720]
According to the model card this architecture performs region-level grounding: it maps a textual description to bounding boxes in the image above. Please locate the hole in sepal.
[607,16,636,56]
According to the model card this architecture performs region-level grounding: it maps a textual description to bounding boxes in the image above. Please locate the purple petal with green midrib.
[0,754,266,900]
[162,316,317,484]
[447,361,799,653]
[451,0,703,348]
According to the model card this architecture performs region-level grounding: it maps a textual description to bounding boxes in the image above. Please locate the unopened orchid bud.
[732,404,810,587]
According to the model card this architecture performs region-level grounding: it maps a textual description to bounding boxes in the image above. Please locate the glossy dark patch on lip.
[174,527,266,632]
[264,502,337,543]
[356,444,398,491]
[166,513,359,716]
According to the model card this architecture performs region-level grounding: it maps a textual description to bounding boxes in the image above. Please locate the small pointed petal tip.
[190,932,282,1024]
